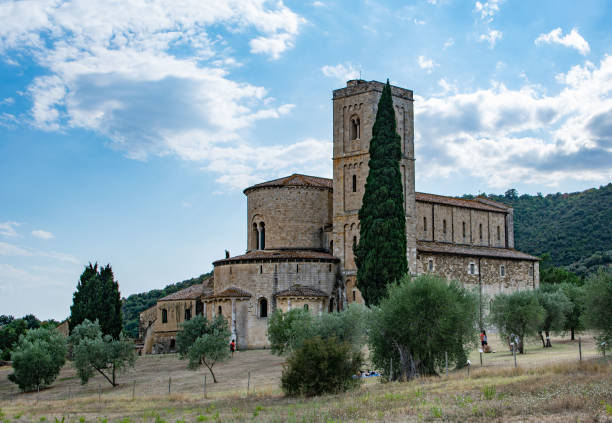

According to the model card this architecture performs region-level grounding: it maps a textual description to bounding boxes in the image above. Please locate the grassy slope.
[1,334,610,422]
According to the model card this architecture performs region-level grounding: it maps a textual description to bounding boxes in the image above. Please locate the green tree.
[489,290,545,354]
[536,287,572,347]
[8,327,67,392]
[71,319,135,387]
[355,80,407,306]
[70,263,123,338]
[559,282,585,340]
[267,305,370,356]
[176,315,231,383]
[582,269,612,354]
[0,318,28,361]
[281,336,363,397]
[369,275,479,381]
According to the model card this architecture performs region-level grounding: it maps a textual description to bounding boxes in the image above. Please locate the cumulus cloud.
[415,55,612,188]
[479,29,502,48]
[321,63,361,84]
[0,222,19,237]
[535,28,590,55]
[32,229,54,240]
[418,56,438,73]
[0,0,314,188]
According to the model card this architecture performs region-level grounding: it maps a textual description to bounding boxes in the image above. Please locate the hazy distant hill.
[464,183,612,271]
[121,271,212,338]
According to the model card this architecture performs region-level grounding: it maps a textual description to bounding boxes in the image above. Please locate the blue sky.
[1,0,610,320]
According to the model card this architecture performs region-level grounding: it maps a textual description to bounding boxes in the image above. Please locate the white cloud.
[414,19,426,25]
[415,55,612,189]
[0,241,78,263]
[535,28,590,56]
[0,97,14,105]
[0,0,314,188]
[32,229,54,240]
[479,29,502,48]
[312,1,326,7]
[418,56,438,73]
[0,222,19,237]
[474,0,503,23]
[321,63,361,84]
[443,38,455,50]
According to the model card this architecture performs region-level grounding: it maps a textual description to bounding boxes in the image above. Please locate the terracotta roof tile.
[213,250,339,265]
[275,284,329,298]
[159,276,213,301]
[416,192,509,212]
[417,241,539,261]
[211,287,252,298]
[244,174,332,193]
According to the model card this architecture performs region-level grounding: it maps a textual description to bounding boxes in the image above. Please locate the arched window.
[500,265,506,277]
[253,223,259,250]
[185,308,191,321]
[353,235,357,250]
[296,264,299,273]
[424,216,427,232]
[443,219,447,235]
[259,222,265,250]
[259,298,268,318]
[329,240,333,252]
[428,259,434,271]
[170,339,175,349]
[497,225,501,241]
[479,223,483,240]
[529,266,533,276]
[161,309,168,323]
[260,265,263,274]
[303,304,309,311]
[218,305,222,316]
[352,174,357,193]
[350,116,360,140]
[352,290,356,301]
[328,297,335,313]
[462,222,466,239]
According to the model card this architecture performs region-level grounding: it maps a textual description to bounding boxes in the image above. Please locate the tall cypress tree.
[355,80,407,306]
[69,263,123,338]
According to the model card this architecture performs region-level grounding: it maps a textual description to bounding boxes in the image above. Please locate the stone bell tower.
[331,80,417,300]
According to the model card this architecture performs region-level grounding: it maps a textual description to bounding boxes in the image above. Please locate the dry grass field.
[0,334,610,422]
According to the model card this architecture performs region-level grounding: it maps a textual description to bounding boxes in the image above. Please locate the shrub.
[582,269,612,353]
[281,336,362,397]
[8,327,67,391]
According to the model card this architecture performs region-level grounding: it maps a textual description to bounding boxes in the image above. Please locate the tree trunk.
[545,331,552,348]
[570,328,575,341]
[539,331,546,347]
[204,362,218,383]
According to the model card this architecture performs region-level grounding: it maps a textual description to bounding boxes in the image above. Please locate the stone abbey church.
[139,80,539,353]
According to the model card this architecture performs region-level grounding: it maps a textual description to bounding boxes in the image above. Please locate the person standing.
[230,339,236,357]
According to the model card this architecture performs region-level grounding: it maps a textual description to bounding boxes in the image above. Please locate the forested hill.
[463,183,612,271]
[121,271,212,338]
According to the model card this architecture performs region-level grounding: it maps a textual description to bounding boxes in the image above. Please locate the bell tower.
[331,80,417,298]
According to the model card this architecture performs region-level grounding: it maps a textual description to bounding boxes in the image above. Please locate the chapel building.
[140,80,539,353]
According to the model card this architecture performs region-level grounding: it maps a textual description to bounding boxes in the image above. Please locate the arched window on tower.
[497,225,501,241]
[462,221,466,239]
[259,222,266,250]
[479,223,483,241]
[352,174,357,193]
[350,116,360,140]
[259,298,268,318]
[353,235,357,250]
[253,223,259,250]
[161,308,168,323]
[443,219,447,235]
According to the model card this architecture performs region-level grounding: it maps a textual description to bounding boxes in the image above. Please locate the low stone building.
[141,80,539,352]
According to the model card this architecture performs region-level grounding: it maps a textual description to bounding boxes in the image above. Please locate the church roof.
[213,249,339,265]
[244,174,333,194]
[416,192,510,213]
[158,276,213,301]
[210,286,252,298]
[275,284,329,298]
[417,241,539,261]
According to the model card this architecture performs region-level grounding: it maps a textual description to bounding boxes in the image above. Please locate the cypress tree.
[355,80,407,306]
[69,263,123,338]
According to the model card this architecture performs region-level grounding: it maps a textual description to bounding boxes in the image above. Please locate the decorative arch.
[350,115,360,140]
[259,297,268,318]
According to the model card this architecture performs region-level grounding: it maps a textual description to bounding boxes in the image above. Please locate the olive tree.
[582,269,612,354]
[8,327,67,392]
[369,275,479,381]
[536,286,572,347]
[176,315,230,383]
[71,319,135,387]
[489,290,545,354]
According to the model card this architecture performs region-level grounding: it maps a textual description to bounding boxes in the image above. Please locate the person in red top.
[230,339,236,357]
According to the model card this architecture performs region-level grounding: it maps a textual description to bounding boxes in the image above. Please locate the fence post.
[247,371,251,397]
[480,351,483,366]
[579,337,582,362]
[445,352,448,377]
[168,376,171,396]
[467,360,470,377]
[389,358,393,381]
[132,380,136,401]
[513,344,517,368]
[203,375,207,399]
[98,384,101,402]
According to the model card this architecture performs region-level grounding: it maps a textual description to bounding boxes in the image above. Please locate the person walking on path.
[230,339,236,357]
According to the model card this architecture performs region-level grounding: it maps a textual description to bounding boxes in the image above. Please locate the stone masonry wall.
[247,186,332,251]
